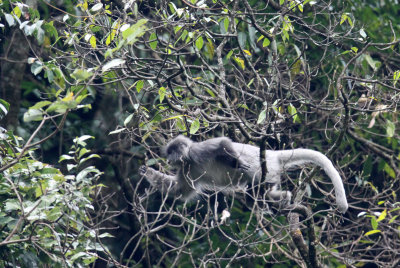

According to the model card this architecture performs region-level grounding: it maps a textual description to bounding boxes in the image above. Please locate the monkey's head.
[163,135,193,166]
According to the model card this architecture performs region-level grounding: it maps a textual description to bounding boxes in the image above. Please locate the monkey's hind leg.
[218,139,250,171]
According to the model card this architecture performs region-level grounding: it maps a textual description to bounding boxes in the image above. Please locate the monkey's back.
[232,143,282,184]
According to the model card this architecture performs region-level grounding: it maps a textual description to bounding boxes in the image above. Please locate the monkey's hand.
[139,165,179,195]
[139,165,159,187]
[139,165,148,176]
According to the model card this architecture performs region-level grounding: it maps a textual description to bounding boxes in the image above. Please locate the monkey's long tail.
[278,149,348,213]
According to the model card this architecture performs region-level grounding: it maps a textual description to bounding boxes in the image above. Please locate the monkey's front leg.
[139,166,179,196]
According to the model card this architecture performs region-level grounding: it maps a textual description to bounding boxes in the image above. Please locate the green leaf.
[186,32,193,44]
[371,216,378,230]
[136,80,144,92]
[98,232,114,238]
[262,37,270,47]
[23,109,43,122]
[47,207,62,221]
[394,70,400,86]
[298,4,303,12]
[362,155,372,179]
[30,101,52,110]
[105,33,112,46]
[0,99,10,119]
[31,61,43,76]
[226,50,234,60]
[78,148,89,160]
[360,28,367,39]
[74,135,94,145]
[233,56,245,70]
[62,92,74,102]
[0,216,14,226]
[5,200,20,212]
[35,183,45,197]
[288,104,301,123]
[45,69,54,82]
[122,19,148,45]
[159,87,166,103]
[174,25,182,34]
[89,35,97,48]
[190,118,200,134]
[386,120,395,137]
[33,20,45,45]
[102,59,125,72]
[79,154,101,165]
[76,166,100,182]
[223,17,229,33]
[238,32,246,47]
[176,118,186,131]
[377,209,387,222]
[76,94,89,104]
[340,14,348,25]
[389,215,399,224]
[179,30,188,43]
[104,48,113,58]
[124,114,134,126]
[149,32,158,49]
[109,128,126,135]
[5,14,15,26]
[205,38,215,59]
[70,252,88,262]
[59,155,74,162]
[257,109,267,124]
[290,60,301,75]
[43,21,58,40]
[238,103,249,110]
[364,229,381,236]
[13,6,22,18]
[169,2,177,14]
[206,89,216,97]
[243,49,251,56]
[195,36,204,50]
[90,3,103,12]
[71,69,93,81]
[383,163,395,178]
[46,100,77,114]
[83,256,97,265]
[347,16,353,26]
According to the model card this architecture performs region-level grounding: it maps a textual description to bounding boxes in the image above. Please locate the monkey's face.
[165,141,189,167]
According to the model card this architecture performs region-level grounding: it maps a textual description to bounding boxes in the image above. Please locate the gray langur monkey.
[139,135,348,213]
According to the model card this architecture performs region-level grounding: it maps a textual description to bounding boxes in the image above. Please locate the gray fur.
[140,135,348,213]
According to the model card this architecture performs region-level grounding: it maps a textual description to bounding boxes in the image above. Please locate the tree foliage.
[0,129,104,266]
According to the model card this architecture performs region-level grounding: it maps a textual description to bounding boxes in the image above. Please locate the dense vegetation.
[1,0,400,267]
